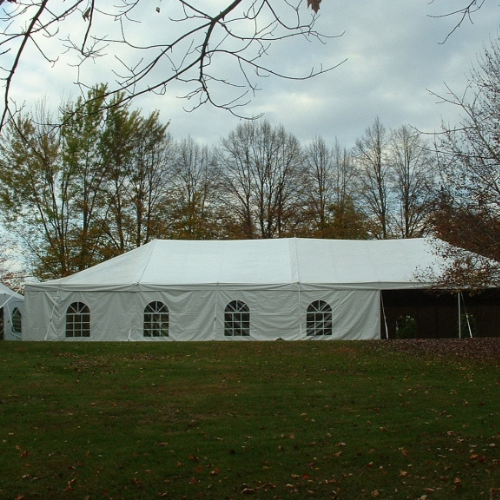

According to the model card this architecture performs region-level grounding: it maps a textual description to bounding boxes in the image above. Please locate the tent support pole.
[297,282,302,338]
[214,285,218,340]
[380,291,389,339]
[458,292,461,339]
[0,295,14,310]
[460,292,473,338]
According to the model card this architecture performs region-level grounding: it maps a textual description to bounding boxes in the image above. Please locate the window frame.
[306,300,333,336]
[143,301,169,337]
[224,300,250,337]
[11,307,22,334]
[66,302,90,338]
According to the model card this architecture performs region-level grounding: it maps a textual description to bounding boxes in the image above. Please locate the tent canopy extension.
[23,238,444,341]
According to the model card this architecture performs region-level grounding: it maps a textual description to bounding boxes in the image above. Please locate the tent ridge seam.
[136,240,157,284]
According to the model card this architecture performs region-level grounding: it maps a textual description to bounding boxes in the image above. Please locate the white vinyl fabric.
[0,283,24,340]
[23,238,441,341]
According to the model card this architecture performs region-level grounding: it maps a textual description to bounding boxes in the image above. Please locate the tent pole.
[458,292,461,339]
[460,292,473,338]
[214,286,218,340]
[0,295,15,310]
[380,291,389,339]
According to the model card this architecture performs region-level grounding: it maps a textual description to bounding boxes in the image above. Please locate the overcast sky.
[6,1,500,149]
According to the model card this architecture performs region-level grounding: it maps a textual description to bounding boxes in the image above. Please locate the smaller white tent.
[23,238,445,342]
[0,283,24,340]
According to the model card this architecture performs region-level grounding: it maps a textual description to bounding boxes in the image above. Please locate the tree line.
[0,85,440,280]
[3,32,500,284]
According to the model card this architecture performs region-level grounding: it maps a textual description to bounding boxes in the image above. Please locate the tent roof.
[0,282,23,299]
[28,238,443,291]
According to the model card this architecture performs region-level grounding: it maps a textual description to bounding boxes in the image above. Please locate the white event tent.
[23,238,442,341]
[0,282,24,340]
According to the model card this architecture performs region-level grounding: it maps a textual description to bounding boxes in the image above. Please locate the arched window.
[306,300,333,336]
[224,300,250,337]
[11,307,22,334]
[144,301,169,337]
[66,302,90,338]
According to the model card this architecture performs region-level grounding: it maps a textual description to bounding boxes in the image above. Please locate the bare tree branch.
[0,0,337,130]
[429,0,486,43]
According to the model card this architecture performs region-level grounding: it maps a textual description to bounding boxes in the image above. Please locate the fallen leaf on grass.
[66,478,76,491]
[262,483,276,489]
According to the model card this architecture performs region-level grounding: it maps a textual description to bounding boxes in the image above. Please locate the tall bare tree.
[353,117,392,239]
[127,112,175,247]
[389,125,435,238]
[169,137,222,239]
[302,137,366,238]
[302,137,334,236]
[220,120,303,238]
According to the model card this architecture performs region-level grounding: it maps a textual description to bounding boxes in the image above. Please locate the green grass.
[0,341,499,499]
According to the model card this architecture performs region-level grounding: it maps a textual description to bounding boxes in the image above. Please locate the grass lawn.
[0,340,499,499]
